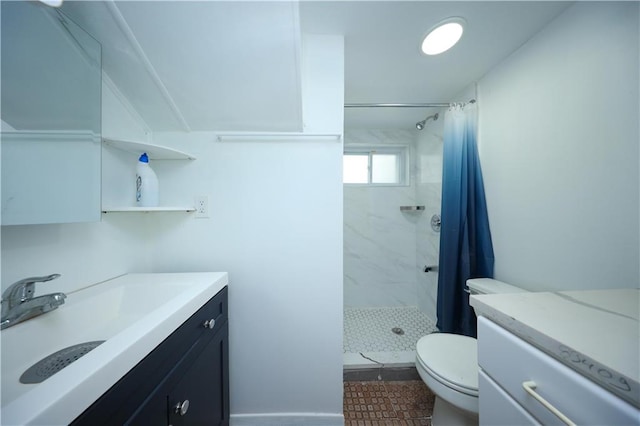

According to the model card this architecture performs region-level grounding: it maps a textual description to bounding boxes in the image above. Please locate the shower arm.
[416,113,439,130]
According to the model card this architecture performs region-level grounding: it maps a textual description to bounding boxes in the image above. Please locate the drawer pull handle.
[174,399,189,416]
[203,318,216,329]
[522,381,575,426]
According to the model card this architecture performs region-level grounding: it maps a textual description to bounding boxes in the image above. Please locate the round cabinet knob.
[203,318,216,329]
[174,399,189,416]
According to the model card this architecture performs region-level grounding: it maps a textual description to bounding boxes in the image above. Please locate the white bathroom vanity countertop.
[470,288,640,408]
[1,272,228,426]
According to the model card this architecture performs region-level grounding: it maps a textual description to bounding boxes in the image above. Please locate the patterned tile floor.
[343,380,435,426]
[344,307,437,367]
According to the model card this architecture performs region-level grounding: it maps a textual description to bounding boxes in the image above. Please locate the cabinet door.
[1,1,101,225]
[168,326,229,426]
[1,133,101,225]
[125,392,168,426]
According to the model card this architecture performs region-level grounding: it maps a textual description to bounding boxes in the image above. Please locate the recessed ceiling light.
[421,17,465,56]
[38,0,63,7]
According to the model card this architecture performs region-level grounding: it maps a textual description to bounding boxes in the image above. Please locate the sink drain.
[20,341,105,384]
[391,327,405,335]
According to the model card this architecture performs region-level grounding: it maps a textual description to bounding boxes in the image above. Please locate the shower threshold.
[343,366,420,382]
[343,350,416,369]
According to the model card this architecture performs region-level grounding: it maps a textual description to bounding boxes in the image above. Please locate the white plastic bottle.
[135,153,159,207]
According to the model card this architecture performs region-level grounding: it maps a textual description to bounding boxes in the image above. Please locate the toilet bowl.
[416,278,526,425]
[416,333,479,425]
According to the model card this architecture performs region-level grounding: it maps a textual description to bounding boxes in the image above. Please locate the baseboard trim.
[230,413,344,426]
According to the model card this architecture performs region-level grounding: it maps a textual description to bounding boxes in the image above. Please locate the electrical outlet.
[194,196,209,218]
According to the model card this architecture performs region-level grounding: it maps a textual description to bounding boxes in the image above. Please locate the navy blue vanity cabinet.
[72,286,229,426]
[166,326,229,426]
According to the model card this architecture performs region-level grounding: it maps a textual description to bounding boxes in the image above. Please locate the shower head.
[416,113,439,130]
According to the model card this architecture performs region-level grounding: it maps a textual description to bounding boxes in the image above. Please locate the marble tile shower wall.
[415,123,444,323]
[344,125,444,322]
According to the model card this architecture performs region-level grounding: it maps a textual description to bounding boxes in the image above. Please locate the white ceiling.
[61,1,572,132]
[62,1,303,132]
[301,1,572,129]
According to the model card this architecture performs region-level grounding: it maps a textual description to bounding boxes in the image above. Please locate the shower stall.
[343,104,446,369]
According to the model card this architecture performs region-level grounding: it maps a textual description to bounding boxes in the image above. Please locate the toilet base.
[432,396,478,426]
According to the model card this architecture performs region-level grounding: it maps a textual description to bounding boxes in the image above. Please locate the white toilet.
[415,278,526,426]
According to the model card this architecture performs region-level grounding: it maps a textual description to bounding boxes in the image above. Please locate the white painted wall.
[2,35,343,424]
[144,35,345,425]
[478,2,639,291]
[1,77,152,295]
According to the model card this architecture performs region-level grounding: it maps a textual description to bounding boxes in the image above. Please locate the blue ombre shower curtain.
[436,102,494,338]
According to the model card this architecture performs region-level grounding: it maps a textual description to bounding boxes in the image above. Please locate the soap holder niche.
[400,206,425,212]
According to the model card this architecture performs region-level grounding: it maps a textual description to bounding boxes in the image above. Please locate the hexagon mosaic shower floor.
[343,307,437,362]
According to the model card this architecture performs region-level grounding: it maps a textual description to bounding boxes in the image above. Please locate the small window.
[343,146,408,185]
[343,154,369,184]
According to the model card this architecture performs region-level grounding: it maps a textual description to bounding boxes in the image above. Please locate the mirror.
[1,1,102,225]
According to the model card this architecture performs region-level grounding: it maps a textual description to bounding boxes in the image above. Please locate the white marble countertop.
[1,272,228,425]
[470,288,640,409]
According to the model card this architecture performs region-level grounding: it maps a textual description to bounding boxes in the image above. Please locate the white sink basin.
[1,272,228,425]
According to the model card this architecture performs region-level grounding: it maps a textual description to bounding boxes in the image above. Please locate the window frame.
[343,144,410,187]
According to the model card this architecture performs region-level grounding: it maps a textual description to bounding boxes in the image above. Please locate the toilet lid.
[416,333,478,393]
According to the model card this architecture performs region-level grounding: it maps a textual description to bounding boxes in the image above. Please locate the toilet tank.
[466,278,526,295]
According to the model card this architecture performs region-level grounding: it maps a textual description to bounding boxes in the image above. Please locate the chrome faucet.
[1,274,66,330]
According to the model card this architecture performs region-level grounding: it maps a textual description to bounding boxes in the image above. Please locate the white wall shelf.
[102,206,195,213]
[103,138,197,160]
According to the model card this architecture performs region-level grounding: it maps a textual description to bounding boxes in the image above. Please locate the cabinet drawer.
[187,285,227,337]
[478,317,639,425]
[479,370,540,426]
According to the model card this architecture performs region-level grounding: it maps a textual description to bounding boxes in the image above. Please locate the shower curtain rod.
[344,99,475,108]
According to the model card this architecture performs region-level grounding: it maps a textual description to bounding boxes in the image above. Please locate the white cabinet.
[1,1,102,226]
[2,133,101,225]
[477,316,639,426]
[101,138,196,213]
